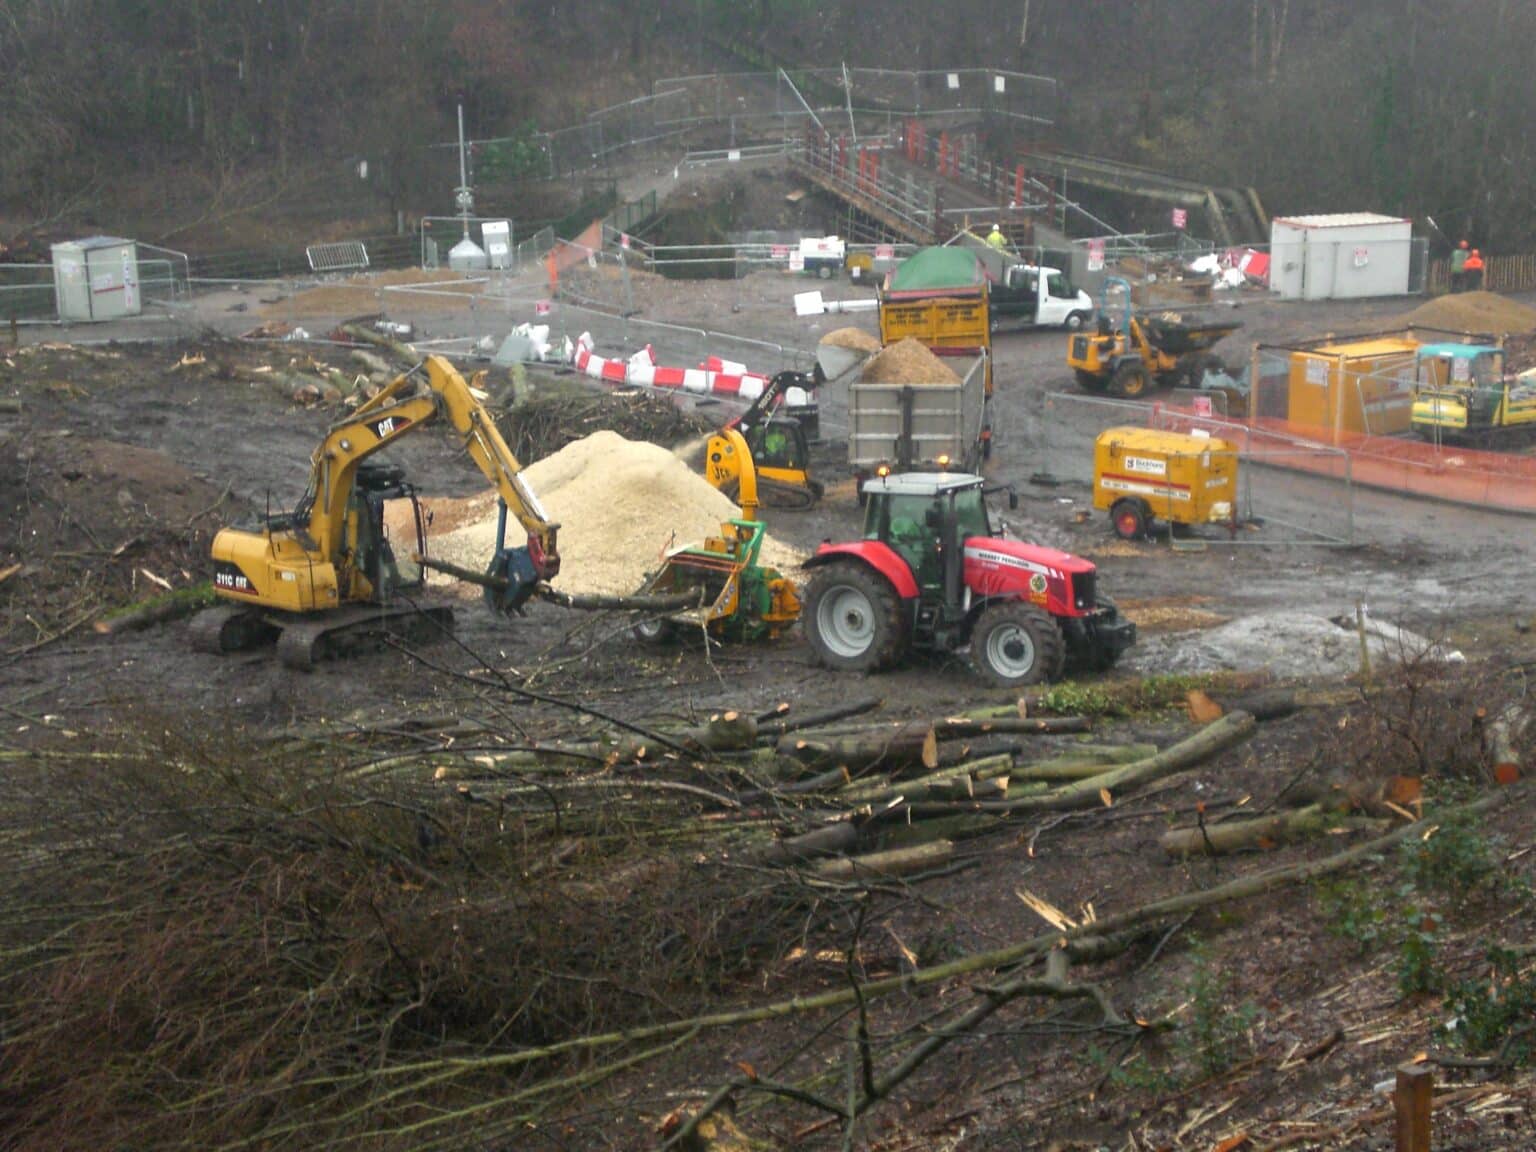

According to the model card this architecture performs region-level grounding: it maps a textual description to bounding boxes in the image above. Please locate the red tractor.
[801,473,1135,686]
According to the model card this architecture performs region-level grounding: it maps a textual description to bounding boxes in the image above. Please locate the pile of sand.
[821,326,881,353]
[1402,292,1536,336]
[431,430,804,596]
[859,338,962,387]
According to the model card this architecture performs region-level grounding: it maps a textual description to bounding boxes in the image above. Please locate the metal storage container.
[52,237,141,321]
[1269,214,1412,301]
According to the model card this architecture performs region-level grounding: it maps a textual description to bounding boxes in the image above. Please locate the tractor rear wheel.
[971,602,1065,688]
[803,561,906,672]
[1109,363,1153,399]
[1111,498,1150,541]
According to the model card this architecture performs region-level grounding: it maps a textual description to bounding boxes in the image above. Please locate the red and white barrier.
[571,332,771,402]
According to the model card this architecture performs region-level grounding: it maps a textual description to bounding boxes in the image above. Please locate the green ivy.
[1440,947,1536,1065]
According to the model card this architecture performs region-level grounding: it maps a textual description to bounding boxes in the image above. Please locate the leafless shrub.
[1334,640,1517,790]
[0,719,805,1150]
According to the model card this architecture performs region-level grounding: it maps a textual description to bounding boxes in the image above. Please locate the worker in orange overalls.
[1464,248,1485,292]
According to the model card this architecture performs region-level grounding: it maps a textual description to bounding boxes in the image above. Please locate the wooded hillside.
[2,0,1531,248]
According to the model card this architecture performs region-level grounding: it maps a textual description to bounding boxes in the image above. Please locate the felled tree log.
[414,713,756,781]
[680,711,759,752]
[905,710,1257,816]
[749,822,859,865]
[754,697,884,742]
[1213,688,1300,722]
[348,348,393,376]
[778,724,938,773]
[1161,803,1333,857]
[812,840,954,882]
[845,755,1013,807]
[876,812,1010,848]
[341,322,416,365]
[745,766,850,797]
[418,555,700,612]
[1012,744,1159,782]
[934,716,1091,738]
[95,587,217,635]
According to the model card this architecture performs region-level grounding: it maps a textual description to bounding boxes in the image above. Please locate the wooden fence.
[1425,252,1536,294]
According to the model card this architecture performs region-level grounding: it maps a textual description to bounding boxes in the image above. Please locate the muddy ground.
[2,266,1535,1150]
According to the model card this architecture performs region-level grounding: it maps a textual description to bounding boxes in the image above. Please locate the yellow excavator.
[193,355,559,667]
[704,369,824,512]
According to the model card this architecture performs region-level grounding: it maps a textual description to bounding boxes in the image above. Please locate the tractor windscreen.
[952,486,992,539]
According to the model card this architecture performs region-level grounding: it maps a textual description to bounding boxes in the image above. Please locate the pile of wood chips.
[858,338,962,387]
[821,326,881,353]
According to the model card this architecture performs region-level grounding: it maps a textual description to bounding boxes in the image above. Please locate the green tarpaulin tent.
[886,247,983,293]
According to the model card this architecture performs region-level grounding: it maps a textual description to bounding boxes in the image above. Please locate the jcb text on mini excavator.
[194,355,558,667]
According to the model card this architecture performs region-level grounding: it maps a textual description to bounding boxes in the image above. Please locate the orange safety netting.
[1158,406,1536,514]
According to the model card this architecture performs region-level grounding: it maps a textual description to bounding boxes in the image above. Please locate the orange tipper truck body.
[1092,427,1238,539]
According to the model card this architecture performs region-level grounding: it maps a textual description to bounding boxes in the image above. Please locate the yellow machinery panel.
[1285,338,1419,441]
[1093,427,1238,535]
[877,296,993,396]
[879,297,990,347]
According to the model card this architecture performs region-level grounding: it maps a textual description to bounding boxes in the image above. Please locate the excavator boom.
[201,354,559,665]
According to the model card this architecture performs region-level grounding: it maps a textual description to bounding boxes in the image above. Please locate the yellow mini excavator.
[704,368,824,511]
[193,355,559,667]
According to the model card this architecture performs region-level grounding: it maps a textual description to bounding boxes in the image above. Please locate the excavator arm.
[297,354,559,611]
[729,367,821,438]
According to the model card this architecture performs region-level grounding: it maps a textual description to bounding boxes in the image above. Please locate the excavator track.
[273,602,456,669]
[189,604,280,654]
[720,475,823,512]
[759,475,823,510]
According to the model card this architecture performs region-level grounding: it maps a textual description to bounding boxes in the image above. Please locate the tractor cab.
[862,472,994,593]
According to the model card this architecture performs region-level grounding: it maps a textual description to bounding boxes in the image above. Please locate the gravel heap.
[1402,292,1536,336]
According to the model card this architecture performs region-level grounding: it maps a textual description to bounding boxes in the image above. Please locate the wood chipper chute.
[632,519,800,644]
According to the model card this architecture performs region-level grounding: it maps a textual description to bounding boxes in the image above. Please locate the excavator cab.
[746,417,811,474]
[349,460,427,600]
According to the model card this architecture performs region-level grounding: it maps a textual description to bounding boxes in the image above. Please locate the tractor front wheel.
[803,562,906,672]
[972,602,1065,688]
